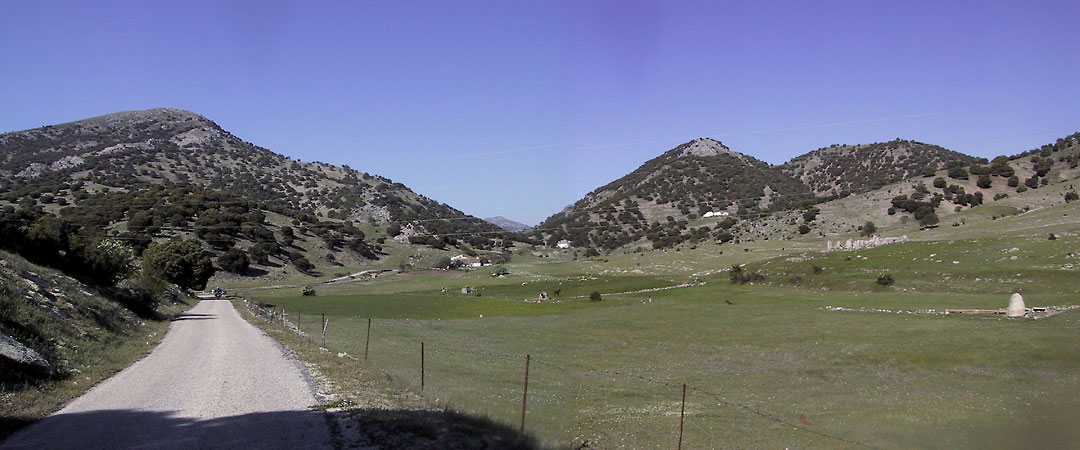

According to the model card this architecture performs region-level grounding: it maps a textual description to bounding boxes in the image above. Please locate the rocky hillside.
[484,216,529,232]
[534,138,811,250]
[780,139,981,194]
[532,133,1080,252]
[0,109,511,276]
[0,249,192,438]
[0,108,499,233]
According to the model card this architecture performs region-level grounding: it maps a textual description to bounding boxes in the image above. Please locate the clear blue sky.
[2,1,1078,225]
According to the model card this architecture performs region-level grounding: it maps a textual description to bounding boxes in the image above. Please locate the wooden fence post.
[520,354,530,433]
[678,383,686,450]
[321,314,327,348]
[364,318,371,362]
[421,342,425,391]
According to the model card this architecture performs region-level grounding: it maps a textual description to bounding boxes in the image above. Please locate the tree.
[87,239,135,285]
[916,207,939,227]
[933,177,947,189]
[1024,176,1039,189]
[1007,175,1019,187]
[948,167,969,180]
[976,175,992,189]
[142,240,215,290]
[291,256,315,273]
[876,274,895,286]
[589,291,602,302]
[1066,192,1078,203]
[798,224,811,234]
[861,221,877,237]
[218,248,250,274]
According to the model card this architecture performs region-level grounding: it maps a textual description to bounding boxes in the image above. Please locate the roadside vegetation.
[0,250,194,439]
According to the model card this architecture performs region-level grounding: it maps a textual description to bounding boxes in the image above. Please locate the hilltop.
[532,133,1079,251]
[534,138,810,250]
[485,216,530,232]
[780,139,982,194]
[0,108,513,279]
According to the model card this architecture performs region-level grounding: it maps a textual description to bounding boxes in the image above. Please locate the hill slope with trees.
[0,108,511,279]
[780,139,981,194]
[533,138,811,250]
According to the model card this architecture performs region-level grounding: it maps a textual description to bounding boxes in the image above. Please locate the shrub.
[1049,233,1057,241]
[976,175,992,189]
[876,274,895,286]
[932,177,947,189]
[860,221,877,237]
[292,256,315,273]
[729,265,765,284]
[301,285,316,296]
[112,274,165,313]
[589,291,602,302]
[218,248,250,274]
[812,265,824,274]
[798,224,810,234]
[142,240,215,290]
[87,238,136,286]
[1025,176,1039,189]
[1007,175,1019,187]
[491,266,509,277]
[1067,192,1079,203]
[948,167,968,180]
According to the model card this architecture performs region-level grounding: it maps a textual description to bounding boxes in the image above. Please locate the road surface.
[2,299,335,449]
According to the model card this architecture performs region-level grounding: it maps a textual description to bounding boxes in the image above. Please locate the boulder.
[1007,293,1026,317]
[0,331,54,376]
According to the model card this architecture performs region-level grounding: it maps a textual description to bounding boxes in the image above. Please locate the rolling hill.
[533,138,811,250]
[780,139,982,194]
[532,133,1080,251]
[0,108,511,277]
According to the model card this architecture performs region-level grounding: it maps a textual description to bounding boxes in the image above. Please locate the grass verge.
[230,297,548,449]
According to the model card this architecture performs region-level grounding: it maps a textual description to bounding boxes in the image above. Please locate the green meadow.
[234,202,1080,449]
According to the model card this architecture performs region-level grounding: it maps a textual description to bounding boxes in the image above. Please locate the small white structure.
[702,211,730,218]
[451,254,482,268]
[556,239,571,249]
[1007,293,1026,317]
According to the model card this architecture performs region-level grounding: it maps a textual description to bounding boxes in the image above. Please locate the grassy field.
[232,201,1080,449]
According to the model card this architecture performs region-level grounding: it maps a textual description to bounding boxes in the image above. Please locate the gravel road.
[2,299,335,450]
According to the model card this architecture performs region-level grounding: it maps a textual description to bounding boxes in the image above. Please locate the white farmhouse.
[556,239,572,249]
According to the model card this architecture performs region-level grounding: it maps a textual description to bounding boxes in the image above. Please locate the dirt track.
[1,299,334,449]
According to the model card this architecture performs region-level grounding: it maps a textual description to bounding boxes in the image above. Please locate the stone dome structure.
[1007,293,1026,317]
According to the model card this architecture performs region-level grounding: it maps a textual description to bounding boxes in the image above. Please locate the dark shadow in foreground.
[169,313,216,321]
[1,407,543,450]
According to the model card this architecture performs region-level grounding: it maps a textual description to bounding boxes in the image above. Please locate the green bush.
[860,221,876,237]
[589,291,602,302]
[142,240,215,290]
[729,265,765,284]
[292,256,315,273]
[876,274,895,286]
[218,248,250,274]
[301,285,316,296]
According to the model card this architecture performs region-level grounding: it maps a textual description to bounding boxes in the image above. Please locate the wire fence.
[242,298,881,449]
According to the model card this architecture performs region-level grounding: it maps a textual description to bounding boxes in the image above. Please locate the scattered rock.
[0,331,54,376]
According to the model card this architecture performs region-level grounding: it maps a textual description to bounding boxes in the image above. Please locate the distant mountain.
[485,216,529,232]
[532,138,811,250]
[0,108,511,270]
[780,139,981,194]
